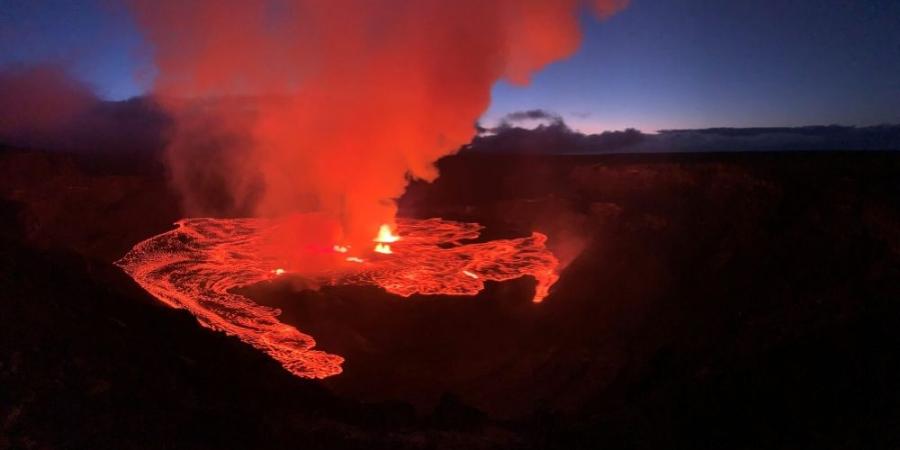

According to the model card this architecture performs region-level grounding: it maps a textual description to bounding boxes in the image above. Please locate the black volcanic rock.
[3,149,900,449]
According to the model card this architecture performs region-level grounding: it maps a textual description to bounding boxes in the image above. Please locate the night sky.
[2,0,899,132]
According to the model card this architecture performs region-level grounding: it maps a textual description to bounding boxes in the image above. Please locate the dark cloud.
[469,115,900,154]
[648,125,900,152]
[0,64,171,155]
[502,109,563,123]
[470,115,645,153]
[486,109,565,133]
[0,65,96,144]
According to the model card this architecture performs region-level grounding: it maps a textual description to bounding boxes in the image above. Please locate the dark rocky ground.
[2,147,900,449]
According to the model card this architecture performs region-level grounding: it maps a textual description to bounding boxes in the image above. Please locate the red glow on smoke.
[129,0,629,249]
[116,217,559,378]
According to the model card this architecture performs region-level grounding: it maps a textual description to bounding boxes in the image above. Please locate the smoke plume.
[130,0,629,246]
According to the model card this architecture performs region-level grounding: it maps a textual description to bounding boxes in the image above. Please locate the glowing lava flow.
[346,219,559,302]
[116,218,559,378]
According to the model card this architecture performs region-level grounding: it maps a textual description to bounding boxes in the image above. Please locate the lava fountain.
[116,217,559,378]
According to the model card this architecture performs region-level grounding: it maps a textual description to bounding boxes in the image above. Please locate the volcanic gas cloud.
[120,0,628,378]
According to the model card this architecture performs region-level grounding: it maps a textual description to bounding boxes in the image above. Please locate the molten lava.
[116,218,559,378]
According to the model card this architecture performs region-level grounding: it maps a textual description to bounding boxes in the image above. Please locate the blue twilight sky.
[2,0,899,133]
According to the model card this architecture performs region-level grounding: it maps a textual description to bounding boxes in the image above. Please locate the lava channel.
[115,217,560,378]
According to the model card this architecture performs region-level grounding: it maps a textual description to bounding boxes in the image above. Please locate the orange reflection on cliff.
[116,217,559,378]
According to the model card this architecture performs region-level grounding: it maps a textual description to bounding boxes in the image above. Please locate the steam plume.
[130,0,629,246]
